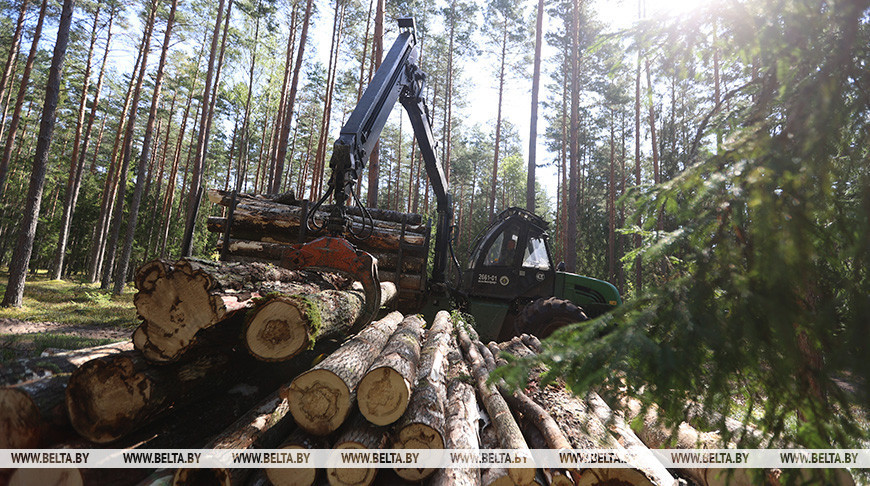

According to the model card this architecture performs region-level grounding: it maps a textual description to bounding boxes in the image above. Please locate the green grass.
[0,270,138,328]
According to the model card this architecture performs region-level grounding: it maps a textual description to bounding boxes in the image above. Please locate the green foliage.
[510,0,870,448]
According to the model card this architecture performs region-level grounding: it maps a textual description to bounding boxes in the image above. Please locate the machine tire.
[515,297,588,339]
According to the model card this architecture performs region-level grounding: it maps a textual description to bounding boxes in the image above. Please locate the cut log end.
[482,468,513,486]
[393,423,444,481]
[265,445,317,486]
[9,468,83,486]
[245,299,308,361]
[0,388,41,448]
[284,369,351,436]
[357,366,411,426]
[327,443,377,486]
[65,356,150,443]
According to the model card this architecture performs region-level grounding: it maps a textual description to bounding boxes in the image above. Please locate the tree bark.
[566,0,581,272]
[0,0,29,120]
[0,0,47,201]
[244,282,396,362]
[365,0,384,207]
[1,0,74,307]
[0,374,69,448]
[429,343,481,486]
[357,314,424,425]
[50,4,102,280]
[392,311,451,481]
[0,341,132,386]
[133,258,332,362]
[113,0,178,295]
[488,21,508,222]
[526,0,544,213]
[282,311,403,435]
[455,318,535,486]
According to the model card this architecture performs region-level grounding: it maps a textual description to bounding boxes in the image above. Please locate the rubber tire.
[515,297,588,339]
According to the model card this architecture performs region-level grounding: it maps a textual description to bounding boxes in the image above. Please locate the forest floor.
[0,271,137,364]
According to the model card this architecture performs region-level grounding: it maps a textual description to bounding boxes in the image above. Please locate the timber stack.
[205,189,430,308]
[3,253,849,485]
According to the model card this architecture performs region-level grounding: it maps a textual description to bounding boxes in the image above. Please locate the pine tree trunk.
[526,0,544,213]
[0,0,30,135]
[365,0,384,207]
[357,314,424,425]
[112,0,178,295]
[488,21,508,222]
[0,0,48,202]
[282,311,403,435]
[1,0,74,307]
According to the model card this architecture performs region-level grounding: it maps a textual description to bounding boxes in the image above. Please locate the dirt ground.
[0,317,131,362]
[0,317,131,340]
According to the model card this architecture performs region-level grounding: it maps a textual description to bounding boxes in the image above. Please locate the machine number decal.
[478,274,498,285]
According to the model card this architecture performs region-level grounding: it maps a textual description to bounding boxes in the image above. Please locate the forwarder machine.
[283,18,621,341]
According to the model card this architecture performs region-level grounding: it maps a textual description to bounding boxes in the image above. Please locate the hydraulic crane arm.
[310,17,453,285]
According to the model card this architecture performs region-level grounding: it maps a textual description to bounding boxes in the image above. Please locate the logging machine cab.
[288,17,620,342]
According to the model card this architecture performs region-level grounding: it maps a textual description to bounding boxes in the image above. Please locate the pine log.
[244,282,396,362]
[521,421,575,486]
[283,311,404,435]
[8,468,83,486]
[479,417,512,486]
[455,318,536,486]
[206,216,426,254]
[484,342,572,452]
[133,258,332,363]
[0,374,69,448]
[585,393,676,486]
[357,315,424,425]
[392,311,452,482]
[326,414,388,486]
[521,333,543,354]
[264,430,327,486]
[0,341,133,386]
[172,389,297,486]
[217,239,425,273]
[65,349,245,443]
[430,343,482,486]
[208,189,424,230]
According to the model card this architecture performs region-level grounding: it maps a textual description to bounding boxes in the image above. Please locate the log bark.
[454,317,535,486]
[264,430,327,486]
[0,374,69,447]
[244,282,395,362]
[326,414,388,486]
[520,421,574,486]
[357,314,424,425]
[208,189,423,227]
[282,311,403,435]
[217,239,425,274]
[430,343,481,486]
[0,341,133,386]
[392,311,452,482]
[133,258,333,362]
[64,349,244,443]
[207,214,426,254]
[173,390,296,486]
[585,393,676,486]
[484,342,572,452]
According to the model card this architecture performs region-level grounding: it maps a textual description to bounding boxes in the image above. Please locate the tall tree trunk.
[113,0,179,295]
[2,0,75,307]
[100,0,158,289]
[365,0,384,207]
[0,0,48,202]
[267,3,298,194]
[489,20,508,222]
[633,0,643,291]
[645,58,661,233]
[238,3,262,196]
[608,108,616,283]
[526,0,544,213]
[566,0,581,273]
[87,20,147,283]
[274,0,314,196]
[0,0,29,124]
[79,6,115,177]
[182,0,228,256]
[50,4,102,280]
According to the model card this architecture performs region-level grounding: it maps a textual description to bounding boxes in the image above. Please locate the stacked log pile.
[205,190,430,307]
[3,255,853,485]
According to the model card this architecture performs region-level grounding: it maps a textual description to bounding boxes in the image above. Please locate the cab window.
[522,236,550,270]
[484,227,520,266]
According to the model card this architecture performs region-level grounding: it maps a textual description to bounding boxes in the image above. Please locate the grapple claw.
[280,236,382,332]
